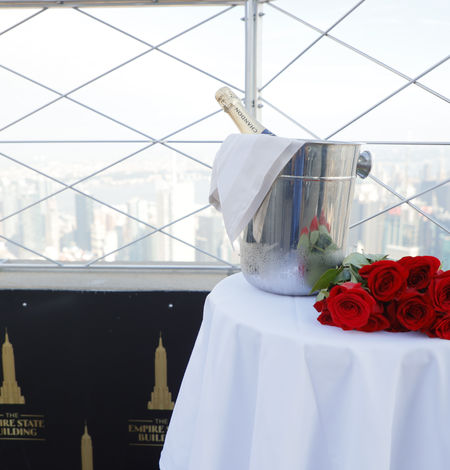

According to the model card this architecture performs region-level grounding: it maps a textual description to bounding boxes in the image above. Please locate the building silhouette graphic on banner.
[0,329,25,405]
[147,333,174,411]
[81,422,94,470]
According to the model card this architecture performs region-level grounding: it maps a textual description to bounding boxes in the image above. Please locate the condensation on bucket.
[240,241,343,296]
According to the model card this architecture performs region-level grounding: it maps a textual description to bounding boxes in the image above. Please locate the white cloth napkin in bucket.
[209,134,305,243]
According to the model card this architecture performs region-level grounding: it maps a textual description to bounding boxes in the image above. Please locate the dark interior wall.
[0,289,207,470]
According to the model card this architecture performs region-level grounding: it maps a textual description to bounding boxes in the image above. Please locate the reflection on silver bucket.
[240,141,371,296]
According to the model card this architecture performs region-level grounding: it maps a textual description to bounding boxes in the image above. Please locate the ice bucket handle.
[356,150,372,179]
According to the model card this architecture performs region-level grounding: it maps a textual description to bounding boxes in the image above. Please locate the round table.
[160,273,450,470]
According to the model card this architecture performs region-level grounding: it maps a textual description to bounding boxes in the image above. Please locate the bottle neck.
[224,100,267,134]
[216,87,273,135]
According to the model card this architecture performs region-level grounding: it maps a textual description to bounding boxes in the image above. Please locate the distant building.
[75,194,93,252]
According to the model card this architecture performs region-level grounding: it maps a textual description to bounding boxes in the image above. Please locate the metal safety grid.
[0,0,448,271]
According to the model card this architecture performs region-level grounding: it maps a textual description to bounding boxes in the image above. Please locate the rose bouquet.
[311,253,450,339]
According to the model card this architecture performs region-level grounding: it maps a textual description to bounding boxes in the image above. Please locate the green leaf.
[342,252,370,268]
[319,224,330,235]
[309,230,319,245]
[335,268,351,283]
[324,242,339,253]
[315,289,329,301]
[365,253,389,262]
[309,266,343,294]
[297,233,310,250]
[349,264,363,283]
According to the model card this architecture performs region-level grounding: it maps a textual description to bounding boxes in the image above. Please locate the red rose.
[327,282,375,330]
[430,270,450,312]
[314,299,336,326]
[356,302,390,332]
[432,314,450,340]
[396,290,436,331]
[385,300,409,332]
[359,260,407,301]
[398,255,441,290]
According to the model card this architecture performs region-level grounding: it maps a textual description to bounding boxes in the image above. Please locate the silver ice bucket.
[240,141,371,296]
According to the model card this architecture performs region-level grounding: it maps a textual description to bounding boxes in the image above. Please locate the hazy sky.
[0,0,448,146]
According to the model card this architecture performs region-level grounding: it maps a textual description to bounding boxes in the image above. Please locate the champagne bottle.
[215,87,274,135]
[215,86,304,246]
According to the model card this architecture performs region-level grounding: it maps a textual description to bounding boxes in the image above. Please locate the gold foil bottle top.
[215,86,271,135]
[215,86,239,112]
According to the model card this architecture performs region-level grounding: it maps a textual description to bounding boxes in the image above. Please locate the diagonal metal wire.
[0,4,265,266]
[85,203,218,267]
[260,0,367,92]
[0,60,220,168]
[267,2,449,105]
[0,7,47,37]
[0,5,239,136]
[0,234,63,266]
[350,178,450,231]
[0,146,232,266]
[75,6,244,94]
[0,108,227,262]
[367,174,450,233]
[0,105,217,225]
[259,96,322,139]
[0,113,211,222]
[326,55,450,139]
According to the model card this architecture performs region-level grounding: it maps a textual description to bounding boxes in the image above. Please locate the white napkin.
[209,134,305,243]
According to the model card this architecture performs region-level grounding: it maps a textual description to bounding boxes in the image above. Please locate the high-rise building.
[75,194,94,252]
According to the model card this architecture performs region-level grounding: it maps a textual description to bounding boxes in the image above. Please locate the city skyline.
[0,146,448,269]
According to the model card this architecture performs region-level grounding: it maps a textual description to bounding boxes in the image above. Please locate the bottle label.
[234,106,261,133]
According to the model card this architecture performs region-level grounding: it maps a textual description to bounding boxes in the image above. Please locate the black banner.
[0,289,206,470]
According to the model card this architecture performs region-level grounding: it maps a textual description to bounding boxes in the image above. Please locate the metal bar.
[0,1,247,6]
[0,263,240,271]
[363,141,450,146]
[260,0,366,92]
[0,140,223,143]
[267,2,449,105]
[350,178,450,230]
[244,0,262,119]
[326,55,450,139]
[2,140,449,145]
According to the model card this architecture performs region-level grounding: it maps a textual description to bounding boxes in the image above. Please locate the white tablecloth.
[160,273,450,470]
